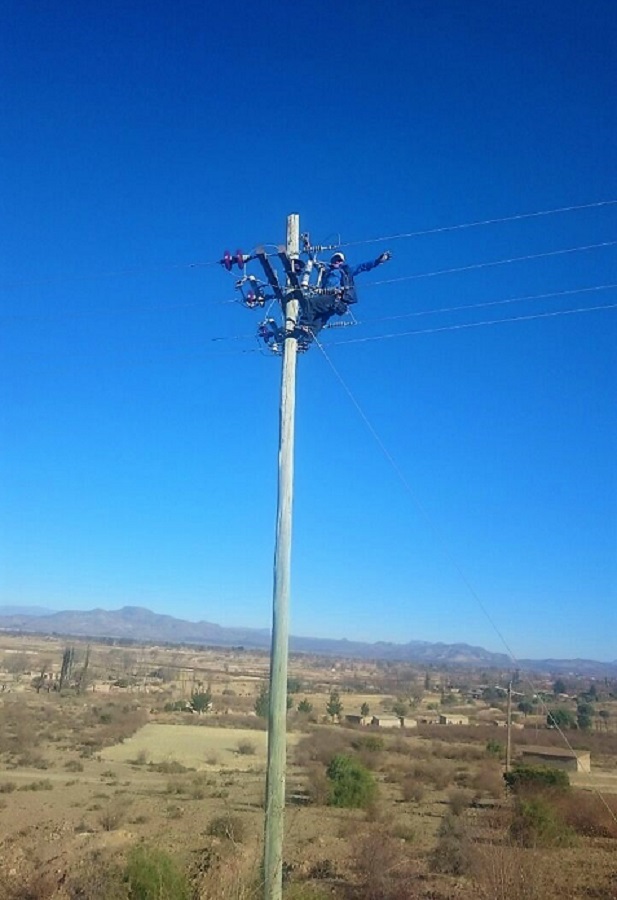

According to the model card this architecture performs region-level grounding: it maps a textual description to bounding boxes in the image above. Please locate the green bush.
[124,844,190,900]
[504,764,570,795]
[510,796,576,848]
[326,754,377,809]
[486,739,503,758]
[352,735,384,753]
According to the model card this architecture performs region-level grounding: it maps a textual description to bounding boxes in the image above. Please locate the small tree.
[190,684,212,714]
[552,678,567,695]
[255,685,269,718]
[576,702,594,731]
[326,754,376,809]
[255,685,292,718]
[75,644,92,695]
[59,647,75,690]
[326,690,343,720]
[486,739,503,759]
[391,699,408,718]
[360,702,370,717]
[547,708,576,729]
[297,698,313,714]
[517,699,534,717]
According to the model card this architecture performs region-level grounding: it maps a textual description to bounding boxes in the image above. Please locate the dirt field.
[101,723,300,770]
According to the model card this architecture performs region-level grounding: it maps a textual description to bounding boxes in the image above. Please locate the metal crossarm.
[255,252,285,303]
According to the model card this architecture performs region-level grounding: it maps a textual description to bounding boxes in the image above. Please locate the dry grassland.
[0,635,616,899]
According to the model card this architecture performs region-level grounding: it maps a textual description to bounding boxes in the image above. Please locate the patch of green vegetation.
[504,763,570,794]
[124,844,191,900]
[326,754,377,809]
[510,796,576,848]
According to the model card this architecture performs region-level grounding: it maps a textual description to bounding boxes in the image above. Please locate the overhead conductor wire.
[2,196,616,290]
[310,331,617,826]
[341,198,617,247]
[331,303,617,347]
[2,239,615,325]
[365,239,617,288]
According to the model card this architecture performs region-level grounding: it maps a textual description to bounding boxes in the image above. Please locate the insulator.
[300,259,314,287]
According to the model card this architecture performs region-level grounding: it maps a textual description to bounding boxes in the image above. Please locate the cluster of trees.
[29,645,92,694]
[253,686,346,720]
[547,703,609,731]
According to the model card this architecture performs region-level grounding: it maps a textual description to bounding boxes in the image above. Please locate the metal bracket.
[255,252,284,303]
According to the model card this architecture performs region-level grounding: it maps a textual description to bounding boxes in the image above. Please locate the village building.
[439,714,469,726]
[520,746,591,773]
[371,715,403,729]
[345,714,369,727]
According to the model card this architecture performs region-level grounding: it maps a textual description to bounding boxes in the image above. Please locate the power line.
[2,197,615,290]
[0,258,218,290]
[3,300,614,369]
[341,198,617,247]
[2,243,615,326]
[329,302,617,346]
[365,240,617,288]
[360,282,617,326]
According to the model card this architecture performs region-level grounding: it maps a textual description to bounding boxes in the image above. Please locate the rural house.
[520,746,591,773]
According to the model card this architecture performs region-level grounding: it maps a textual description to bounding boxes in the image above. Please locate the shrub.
[555,788,617,838]
[208,813,246,843]
[308,859,337,879]
[192,845,261,899]
[124,844,191,900]
[294,728,352,767]
[408,759,454,790]
[326,754,377,809]
[401,778,425,803]
[164,777,185,795]
[353,827,419,899]
[472,844,559,900]
[448,788,472,816]
[305,763,330,805]
[430,813,472,875]
[510,796,576,848]
[472,763,504,799]
[504,764,570,795]
[237,739,256,756]
[98,799,128,831]
[18,779,53,791]
[352,735,384,753]
[64,759,84,772]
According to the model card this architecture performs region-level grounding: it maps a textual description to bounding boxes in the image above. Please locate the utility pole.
[506,680,512,773]
[263,213,300,900]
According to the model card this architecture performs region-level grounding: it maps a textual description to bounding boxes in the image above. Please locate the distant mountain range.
[0,605,614,675]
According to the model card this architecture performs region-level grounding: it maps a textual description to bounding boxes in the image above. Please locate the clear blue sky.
[1,1,615,661]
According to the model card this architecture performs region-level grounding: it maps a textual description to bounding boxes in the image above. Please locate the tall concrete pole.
[263,213,300,900]
[506,681,512,773]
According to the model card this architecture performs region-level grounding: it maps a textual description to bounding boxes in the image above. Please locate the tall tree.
[326,690,343,720]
